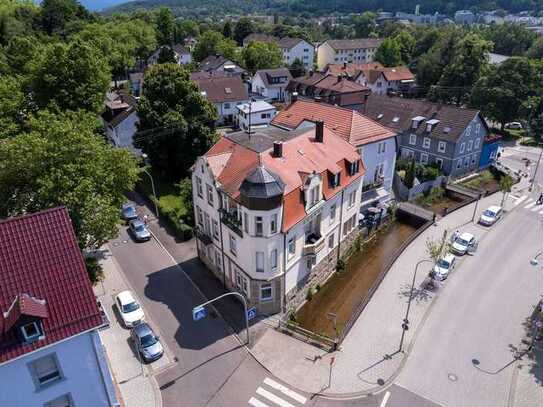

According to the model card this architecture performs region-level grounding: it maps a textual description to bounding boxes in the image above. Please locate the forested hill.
[106,0,543,16]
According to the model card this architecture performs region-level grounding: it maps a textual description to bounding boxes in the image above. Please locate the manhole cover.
[113,242,119,247]
[448,373,458,382]
[122,240,128,244]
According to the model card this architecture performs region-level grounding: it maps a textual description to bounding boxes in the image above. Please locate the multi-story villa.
[317,39,383,70]
[192,123,364,314]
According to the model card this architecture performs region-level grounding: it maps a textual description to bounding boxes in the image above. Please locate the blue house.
[479,134,502,169]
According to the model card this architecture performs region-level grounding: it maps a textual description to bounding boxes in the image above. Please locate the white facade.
[236,102,277,131]
[317,42,379,71]
[147,47,192,66]
[192,155,363,313]
[251,72,290,102]
[355,72,402,95]
[0,331,117,407]
[281,40,315,69]
[104,111,141,155]
[214,99,249,124]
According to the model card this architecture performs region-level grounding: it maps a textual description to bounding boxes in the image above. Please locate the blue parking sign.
[192,306,207,321]
[247,307,257,321]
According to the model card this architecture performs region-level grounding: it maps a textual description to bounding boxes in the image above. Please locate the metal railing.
[276,319,337,352]
[219,209,243,238]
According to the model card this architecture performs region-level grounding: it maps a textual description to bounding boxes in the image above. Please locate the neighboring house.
[195,75,249,125]
[184,36,198,51]
[236,101,277,131]
[102,91,140,155]
[364,94,489,178]
[454,10,476,24]
[251,68,292,101]
[192,122,364,314]
[479,134,502,169]
[147,44,192,66]
[286,72,370,110]
[324,62,415,95]
[277,37,315,69]
[199,55,245,76]
[316,38,383,70]
[243,33,278,47]
[272,100,397,210]
[0,207,118,407]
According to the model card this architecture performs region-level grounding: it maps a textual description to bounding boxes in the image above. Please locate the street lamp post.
[193,292,251,346]
[398,259,433,353]
[141,154,159,219]
[471,192,483,223]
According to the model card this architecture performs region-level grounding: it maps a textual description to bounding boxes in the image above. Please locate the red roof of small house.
[272,100,396,146]
[0,207,102,363]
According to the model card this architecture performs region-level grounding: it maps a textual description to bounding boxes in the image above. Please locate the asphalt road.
[500,145,543,187]
[397,190,543,407]
[109,224,441,407]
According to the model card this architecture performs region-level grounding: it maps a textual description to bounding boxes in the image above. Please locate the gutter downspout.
[283,230,287,314]
[337,188,345,264]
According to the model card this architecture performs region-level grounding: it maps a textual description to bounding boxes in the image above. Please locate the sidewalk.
[94,250,164,407]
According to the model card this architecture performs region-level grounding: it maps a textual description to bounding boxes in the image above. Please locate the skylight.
[392,117,400,123]
[225,87,232,94]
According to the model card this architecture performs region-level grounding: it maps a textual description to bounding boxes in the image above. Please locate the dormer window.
[305,174,322,210]
[348,160,360,176]
[21,321,42,342]
[426,119,440,132]
[329,172,341,188]
[411,116,425,129]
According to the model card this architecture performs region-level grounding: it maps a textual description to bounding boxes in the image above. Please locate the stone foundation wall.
[285,229,361,313]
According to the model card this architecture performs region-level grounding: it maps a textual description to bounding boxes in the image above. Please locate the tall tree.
[32,39,110,113]
[289,58,305,78]
[155,7,174,46]
[222,20,233,39]
[41,0,81,35]
[352,11,376,38]
[234,17,254,45]
[481,23,538,56]
[0,75,32,138]
[471,57,541,130]
[394,30,416,65]
[175,19,199,43]
[193,30,237,62]
[135,64,218,180]
[157,46,177,64]
[241,41,282,74]
[375,38,402,67]
[0,110,139,250]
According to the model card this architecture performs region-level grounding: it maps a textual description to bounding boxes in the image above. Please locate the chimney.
[314,96,321,103]
[315,121,324,142]
[343,61,347,69]
[273,141,283,158]
[291,92,298,103]
[337,74,343,83]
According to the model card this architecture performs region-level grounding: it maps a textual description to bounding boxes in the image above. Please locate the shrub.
[306,287,313,301]
[85,257,104,285]
[395,158,411,171]
[336,258,346,273]
[421,165,440,181]
[315,284,321,292]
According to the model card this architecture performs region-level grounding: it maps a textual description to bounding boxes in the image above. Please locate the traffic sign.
[247,307,257,321]
[192,306,207,321]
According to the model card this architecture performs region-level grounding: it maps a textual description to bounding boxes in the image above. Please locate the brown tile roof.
[325,62,384,77]
[204,126,363,232]
[195,76,249,103]
[288,73,369,95]
[255,68,292,88]
[0,207,102,363]
[243,33,278,45]
[364,94,483,142]
[277,37,304,49]
[380,66,415,82]
[325,38,383,50]
[272,100,395,146]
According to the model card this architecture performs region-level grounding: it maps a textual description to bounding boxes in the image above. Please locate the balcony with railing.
[195,226,213,246]
[362,177,385,193]
[303,232,325,256]
[219,208,243,238]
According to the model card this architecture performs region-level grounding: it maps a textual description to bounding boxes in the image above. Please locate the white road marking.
[531,205,542,211]
[256,387,296,407]
[249,397,270,407]
[514,195,528,205]
[263,378,307,404]
[539,209,543,215]
[524,201,537,209]
[380,391,391,407]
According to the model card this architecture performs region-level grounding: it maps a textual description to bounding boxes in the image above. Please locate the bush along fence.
[394,172,447,202]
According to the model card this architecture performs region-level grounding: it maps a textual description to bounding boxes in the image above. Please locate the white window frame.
[456,160,462,169]
[28,353,62,389]
[288,237,296,259]
[206,184,214,206]
[229,234,237,256]
[423,137,431,149]
[348,190,356,208]
[329,204,336,224]
[328,233,335,249]
[409,134,417,145]
[270,249,278,270]
[460,142,465,153]
[260,283,273,301]
[420,153,429,164]
[438,141,446,153]
[435,158,443,169]
[212,219,219,240]
[474,137,480,149]
[270,214,277,234]
[255,216,263,237]
[21,321,41,342]
[256,251,265,273]
[467,140,473,151]
[196,176,203,198]
[196,206,203,227]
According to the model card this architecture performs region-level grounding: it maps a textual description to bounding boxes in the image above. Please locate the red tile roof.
[3,294,49,334]
[272,100,396,146]
[325,62,384,78]
[0,207,102,363]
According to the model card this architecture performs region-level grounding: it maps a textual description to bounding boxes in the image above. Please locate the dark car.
[131,323,164,363]
[121,203,138,221]
[128,219,151,242]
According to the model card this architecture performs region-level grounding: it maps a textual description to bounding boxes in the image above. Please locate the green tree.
[471,57,541,130]
[157,46,177,64]
[234,17,254,45]
[289,58,306,78]
[40,0,81,35]
[32,39,110,114]
[527,37,543,59]
[175,19,199,43]
[426,230,451,265]
[222,20,233,39]
[352,11,376,38]
[193,30,237,62]
[0,75,32,138]
[433,33,492,104]
[4,35,40,77]
[241,41,282,74]
[481,23,538,56]
[155,7,174,46]
[394,30,416,65]
[135,64,218,180]
[375,38,402,67]
[0,110,139,250]
[499,175,514,207]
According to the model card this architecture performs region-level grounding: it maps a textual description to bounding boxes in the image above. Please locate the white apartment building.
[317,38,383,71]
[192,122,364,314]
[236,101,277,131]
[278,38,315,69]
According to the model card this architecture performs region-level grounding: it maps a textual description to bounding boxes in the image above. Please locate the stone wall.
[285,228,361,313]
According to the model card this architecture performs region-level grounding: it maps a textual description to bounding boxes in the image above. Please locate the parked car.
[505,122,522,129]
[131,323,164,363]
[451,232,477,255]
[121,203,138,221]
[116,290,145,328]
[431,253,456,281]
[129,219,151,242]
[479,205,503,226]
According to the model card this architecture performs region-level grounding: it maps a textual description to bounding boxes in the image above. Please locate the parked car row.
[121,202,151,242]
[115,290,164,363]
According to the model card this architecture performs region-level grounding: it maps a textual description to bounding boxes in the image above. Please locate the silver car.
[131,323,164,363]
[121,203,138,221]
[129,219,151,242]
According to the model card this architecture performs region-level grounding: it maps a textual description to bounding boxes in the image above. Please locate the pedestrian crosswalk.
[248,377,307,407]
[512,195,543,215]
